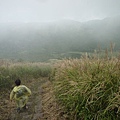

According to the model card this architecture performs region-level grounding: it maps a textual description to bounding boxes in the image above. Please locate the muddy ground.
[0,78,67,120]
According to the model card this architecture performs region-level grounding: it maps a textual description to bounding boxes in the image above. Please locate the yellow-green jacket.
[10,85,31,100]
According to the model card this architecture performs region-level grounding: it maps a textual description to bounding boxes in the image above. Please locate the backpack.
[16,86,28,98]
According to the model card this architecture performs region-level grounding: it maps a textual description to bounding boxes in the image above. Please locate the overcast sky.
[0,0,120,23]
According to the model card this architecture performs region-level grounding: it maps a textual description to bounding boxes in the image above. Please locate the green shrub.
[53,58,120,120]
[0,62,52,89]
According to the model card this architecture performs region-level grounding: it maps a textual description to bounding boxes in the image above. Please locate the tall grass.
[0,61,52,89]
[53,56,120,119]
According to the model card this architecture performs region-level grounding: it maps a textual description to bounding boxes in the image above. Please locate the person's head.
[15,79,21,86]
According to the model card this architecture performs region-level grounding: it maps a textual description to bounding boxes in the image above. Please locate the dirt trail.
[0,78,66,120]
[8,78,45,120]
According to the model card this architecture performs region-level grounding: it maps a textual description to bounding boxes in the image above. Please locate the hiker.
[10,79,31,112]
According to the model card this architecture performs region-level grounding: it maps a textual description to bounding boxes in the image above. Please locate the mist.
[0,0,120,23]
[0,0,120,61]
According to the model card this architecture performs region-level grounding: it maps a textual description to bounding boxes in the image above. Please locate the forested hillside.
[0,16,120,61]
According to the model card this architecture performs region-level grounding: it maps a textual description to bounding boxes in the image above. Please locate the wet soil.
[0,78,67,120]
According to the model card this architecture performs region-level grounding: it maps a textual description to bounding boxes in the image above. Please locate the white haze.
[0,0,120,23]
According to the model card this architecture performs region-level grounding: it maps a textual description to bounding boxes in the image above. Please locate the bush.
[53,57,120,120]
[0,61,52,89]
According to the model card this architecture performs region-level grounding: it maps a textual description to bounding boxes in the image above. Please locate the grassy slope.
[52,55,120,120]
[0,61,52,120]
[0,52,120,120]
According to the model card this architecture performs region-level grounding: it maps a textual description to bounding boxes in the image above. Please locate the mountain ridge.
[0,16,120,61]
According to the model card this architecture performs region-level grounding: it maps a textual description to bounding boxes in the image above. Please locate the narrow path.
[1,78,66,120]
[9,78,45,120]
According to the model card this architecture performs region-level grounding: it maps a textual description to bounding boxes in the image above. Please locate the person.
[10,79,31,112]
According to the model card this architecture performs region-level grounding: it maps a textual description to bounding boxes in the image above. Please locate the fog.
[0,0,120,61]
[0,0,120,23]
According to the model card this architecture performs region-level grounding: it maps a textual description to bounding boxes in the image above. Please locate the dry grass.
[53,56,120,120]
[41,80,68,120]
[0,60,52,89]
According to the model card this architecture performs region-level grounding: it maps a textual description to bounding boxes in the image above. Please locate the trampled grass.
[53,56,120,120]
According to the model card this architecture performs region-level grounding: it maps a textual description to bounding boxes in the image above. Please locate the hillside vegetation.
[0,16,120,61]
[0,60,53,120]
[0,60,52,89]
[0,51,120,120]
[52,53,120,120]
[0,15,120,120]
